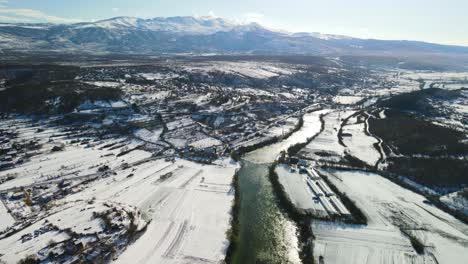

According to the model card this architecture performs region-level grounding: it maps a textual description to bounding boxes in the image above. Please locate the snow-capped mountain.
[72,16,245,34]
[1,16,468,56]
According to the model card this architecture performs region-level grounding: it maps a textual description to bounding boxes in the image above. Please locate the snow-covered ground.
[189,137,223,148]
[341,121,380,167]
[183,61,300,79]
[0,114,238,263]
[276,164,350,218]
[134,128,163,143]
[0,200,147,263]
[312,220,436,264]
[138,72,180,80]
[276,164,328,217]
[0,201,14,232]
[315,169,468,264]
[77,100,128,111]
[333,96,363,105]
[0,221,70,263]
[299,110,355,162]
[78,158,238,264]
[0,143,150,192]
[0,140,237,263]
[441,191,468,216]
[266,117,299,138]
[401,71,468,83]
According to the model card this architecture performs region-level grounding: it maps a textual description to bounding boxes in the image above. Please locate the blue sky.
[0,0,467,46]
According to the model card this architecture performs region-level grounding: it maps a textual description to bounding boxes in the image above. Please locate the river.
[230,110,324,264]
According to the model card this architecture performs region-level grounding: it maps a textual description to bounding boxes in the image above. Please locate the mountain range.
[1,16,468,56]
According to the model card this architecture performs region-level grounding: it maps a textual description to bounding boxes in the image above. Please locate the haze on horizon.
[0,0,467,46]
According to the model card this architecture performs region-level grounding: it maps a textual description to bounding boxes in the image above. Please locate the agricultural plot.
[341,115,381,167]
[0,201,14,232]
[0,113,238,263]
[1,57,467,264]
[312,221,436,264]
[298,110,355,163]
[182,61,301,79]
[333,96,363,105]
[315,169,468,264]
[400,71,468,90]
[102,158,238,264]
[275,164,350,218]
[276,165,327,217]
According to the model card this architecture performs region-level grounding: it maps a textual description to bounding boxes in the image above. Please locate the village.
[0,56,466,264]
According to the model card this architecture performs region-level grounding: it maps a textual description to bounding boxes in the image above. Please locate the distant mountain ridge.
[1,16,468,56]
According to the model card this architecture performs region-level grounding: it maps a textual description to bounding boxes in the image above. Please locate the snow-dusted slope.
[74,16,243,34]
[1,16,468,55]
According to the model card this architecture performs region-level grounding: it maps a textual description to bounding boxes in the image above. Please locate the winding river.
[230,110,324,264]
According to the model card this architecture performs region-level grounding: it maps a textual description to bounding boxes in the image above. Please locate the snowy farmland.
[0,149,238,263]
[183,61,301,79]
[0,56,467,264]
[314,169,468,264]
[0,201,14,232]
[0,114,238,263]
[275,164,350,218]
[105,158,238,264]
[299,110,355,163]
[341,113,382,167]
[333,96,363,105]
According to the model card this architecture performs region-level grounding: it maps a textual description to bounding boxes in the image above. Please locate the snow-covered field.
[276,164,350,218]
[0,114,238,263]
[189,137,223,148]
[0,201,14,232]
[77,100,128,111]
[0,148,237,263]
[92,158,238,264]
[393,71,468,91]
[402,71,468,82]
[0,143,150,192]
[134,128,163,143]
[183,61,300,79]
[276,165,328,217]
[315,169,468,264]
[138,72,180,80]
[312,220,436,264]
[341,120,381,167]
[333,96,363,105]
[299,110,354,162]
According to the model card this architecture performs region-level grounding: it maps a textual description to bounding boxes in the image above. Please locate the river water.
[230,110,325,264]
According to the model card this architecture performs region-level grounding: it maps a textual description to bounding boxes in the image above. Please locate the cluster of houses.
[0,131,15,170]
[20,225,53,243]
[180,145,219,164]
[2,179,76,223]
[0,131,41,171]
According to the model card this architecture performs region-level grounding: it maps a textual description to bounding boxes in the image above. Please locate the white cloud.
[242,13,265,24]
[112,7,119,13]
[208,10,217,18]
[0,7,84,24]
[0,14,24,23]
